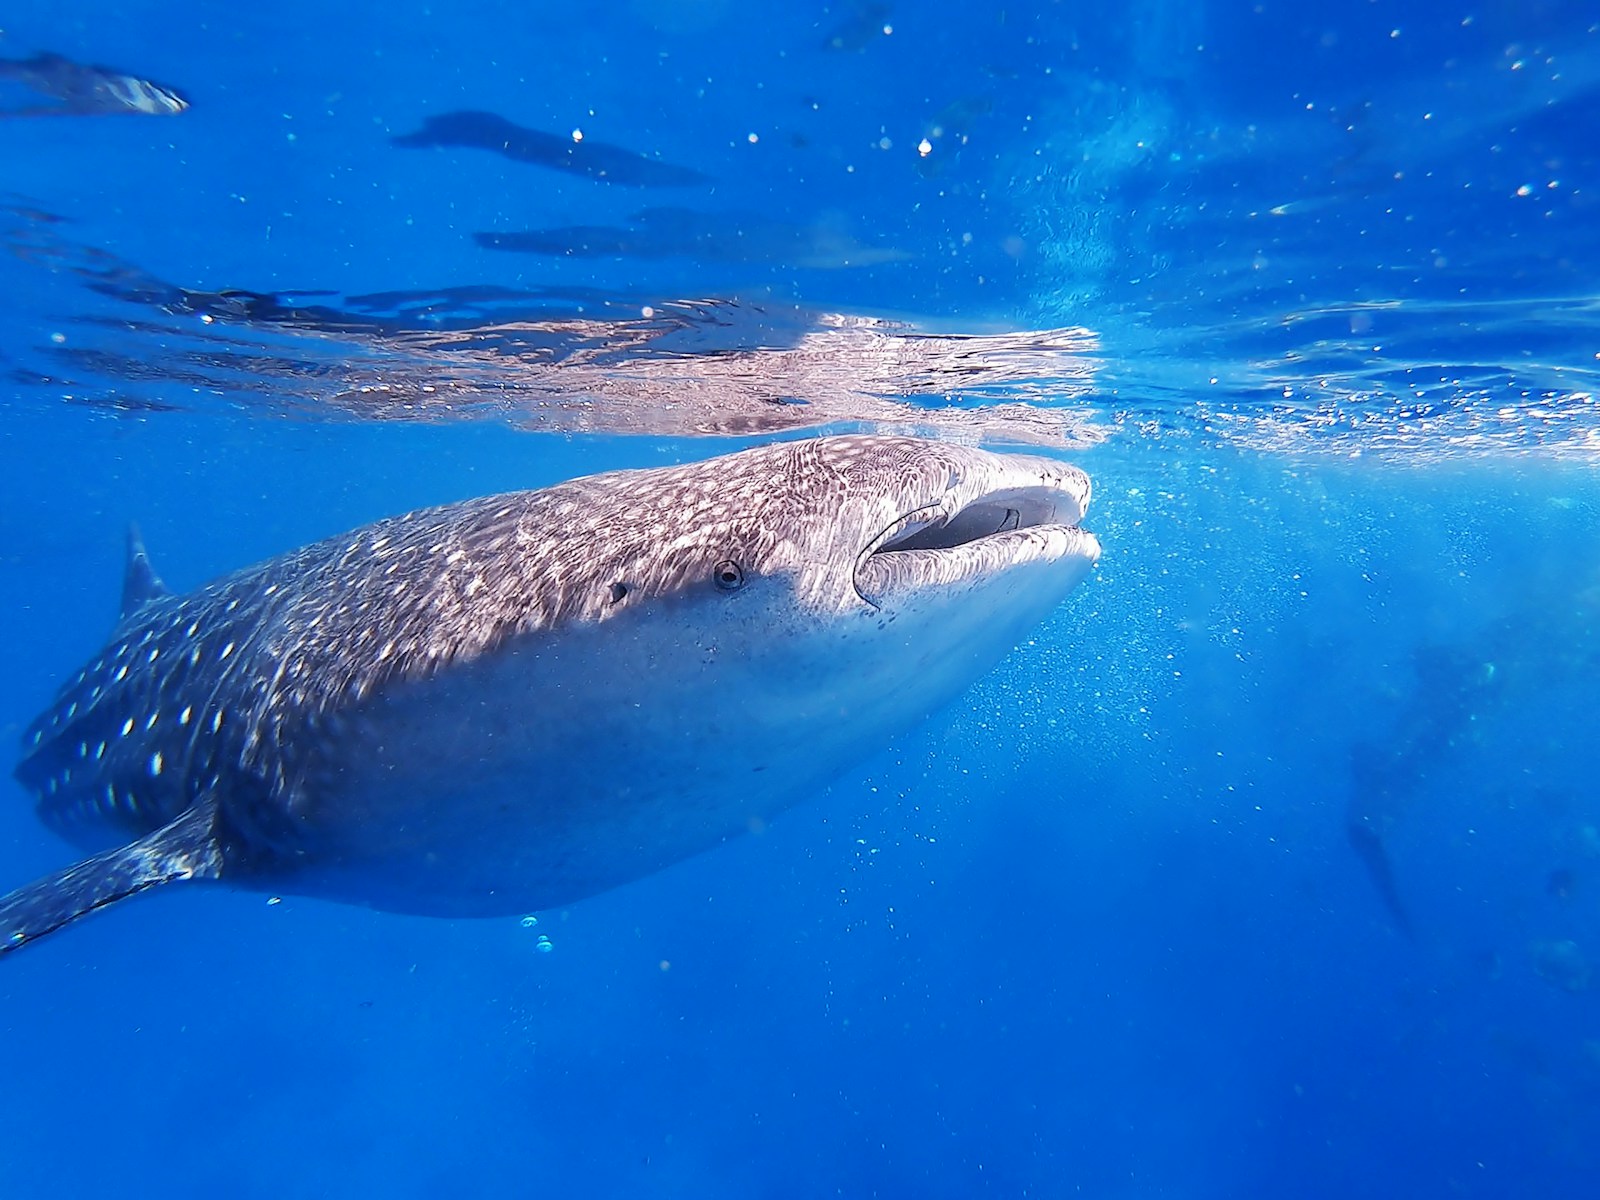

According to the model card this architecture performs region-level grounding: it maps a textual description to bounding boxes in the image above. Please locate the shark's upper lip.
[853,457,1098,606]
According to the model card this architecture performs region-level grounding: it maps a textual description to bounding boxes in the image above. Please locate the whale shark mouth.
[854,464,1099,606]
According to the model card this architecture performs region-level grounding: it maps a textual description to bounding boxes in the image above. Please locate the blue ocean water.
[1,1,1597,1196]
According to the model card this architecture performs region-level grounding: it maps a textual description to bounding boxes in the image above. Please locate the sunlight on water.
[5,193,1595,461]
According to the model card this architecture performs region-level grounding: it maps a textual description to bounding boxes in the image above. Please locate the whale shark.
[1,436,1098,955]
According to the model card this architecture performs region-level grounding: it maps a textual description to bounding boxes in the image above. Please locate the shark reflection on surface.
[0,200,1103,445]
[0,52,188,117]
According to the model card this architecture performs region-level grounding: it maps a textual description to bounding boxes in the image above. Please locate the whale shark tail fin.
[0,798,222,956]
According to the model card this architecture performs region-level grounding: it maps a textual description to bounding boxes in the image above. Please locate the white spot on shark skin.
[95,742,107,760]
[180,706,193,726]
[211,711,224,733]
[115,664,129,682]
[186,621,200,638]
[147,647,161,663]
[120,718,134,737]
[145,710,160,730]
[149,752,163,776]
[220,642,236,660]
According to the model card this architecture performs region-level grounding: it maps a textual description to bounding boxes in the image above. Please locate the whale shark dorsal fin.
[121,523,170,619]
[0,798,224,956]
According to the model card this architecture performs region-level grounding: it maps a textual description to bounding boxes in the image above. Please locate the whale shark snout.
[854,449,1095,607]
[2,435,1099,954]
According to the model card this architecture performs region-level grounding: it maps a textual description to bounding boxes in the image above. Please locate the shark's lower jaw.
[855,523,1100,608]
[853,463,1099,608]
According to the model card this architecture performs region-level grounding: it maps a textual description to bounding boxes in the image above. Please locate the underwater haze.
[2,1,1598,1197]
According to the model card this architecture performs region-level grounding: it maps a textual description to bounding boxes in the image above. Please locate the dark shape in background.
[1530,939,1592,994]
[1344,809,1414,941]
[1345,643,1500,939]
[475,206,909,269]
[1343,582,1600,944]
[1547,867,1576,902]
[391,111,710,187]
[0,52,188,117]
[822,2,892,52]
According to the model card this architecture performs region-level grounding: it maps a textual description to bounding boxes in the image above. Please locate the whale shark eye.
[713,560,745,591]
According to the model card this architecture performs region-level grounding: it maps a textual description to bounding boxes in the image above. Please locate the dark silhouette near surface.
[392,111,709,187]
[475,206,907,268]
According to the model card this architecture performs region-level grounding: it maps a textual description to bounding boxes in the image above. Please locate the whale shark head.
[4,434,1099,950]
[390,434,1101,727]
[610,433,1100,678]
[478,433,1096,630]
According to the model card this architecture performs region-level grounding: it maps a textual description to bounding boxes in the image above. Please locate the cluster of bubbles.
[520,914,554,953]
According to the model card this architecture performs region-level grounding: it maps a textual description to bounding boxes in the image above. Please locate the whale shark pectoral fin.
[120,523,170,619]
[0,798,223,956]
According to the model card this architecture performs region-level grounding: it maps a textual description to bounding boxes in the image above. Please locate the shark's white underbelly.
[267,612,888,914]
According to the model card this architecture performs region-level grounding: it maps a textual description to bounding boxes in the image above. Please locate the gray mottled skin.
[3,435,1098,953]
